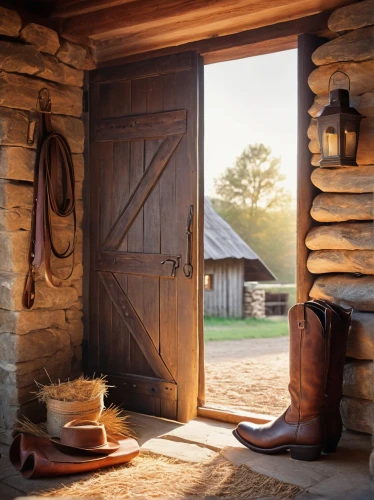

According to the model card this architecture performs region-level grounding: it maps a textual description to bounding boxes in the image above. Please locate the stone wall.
[243,285,266,318]
[305,0,374,453]
[0,6,90,444]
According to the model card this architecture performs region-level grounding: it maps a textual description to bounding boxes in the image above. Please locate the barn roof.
[204,198,276,282]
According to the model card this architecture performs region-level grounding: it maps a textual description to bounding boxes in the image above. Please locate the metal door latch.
[161,256,181,277]
[183,205,193,279]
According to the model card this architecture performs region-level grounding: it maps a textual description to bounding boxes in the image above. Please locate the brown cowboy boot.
[233,303,331,461]
[309,299,352,453]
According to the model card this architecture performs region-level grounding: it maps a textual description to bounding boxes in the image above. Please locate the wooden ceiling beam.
[60,0,351,41]
[50,0,138,19]
[94,11,331,66]
[204,35,298,64]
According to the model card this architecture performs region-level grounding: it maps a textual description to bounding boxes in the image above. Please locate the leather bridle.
[23,89,76,309]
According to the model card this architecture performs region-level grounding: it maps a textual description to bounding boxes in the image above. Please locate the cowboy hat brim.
[50,434,120,456]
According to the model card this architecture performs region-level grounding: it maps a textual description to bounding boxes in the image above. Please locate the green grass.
[204,316,289,342]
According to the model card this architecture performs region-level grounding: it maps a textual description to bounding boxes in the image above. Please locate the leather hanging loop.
[23,89,76,308]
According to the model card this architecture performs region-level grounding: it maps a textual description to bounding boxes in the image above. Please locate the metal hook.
[27,89,52,145]
[38,88,51,113]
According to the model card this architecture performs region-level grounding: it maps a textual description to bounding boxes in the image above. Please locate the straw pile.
[97,405,136,438]
[39,453,300,499]
[15,417,50,439]
[35,376,109,403]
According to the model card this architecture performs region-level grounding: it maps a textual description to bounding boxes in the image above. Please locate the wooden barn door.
[88,52,203,422]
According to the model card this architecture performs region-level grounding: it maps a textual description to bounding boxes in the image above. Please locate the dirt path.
[204,337,290,416]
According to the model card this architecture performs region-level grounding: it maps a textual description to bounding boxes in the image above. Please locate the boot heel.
[323,438,340,453]
[290,445,323,461]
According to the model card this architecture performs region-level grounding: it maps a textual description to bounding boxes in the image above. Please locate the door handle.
[183,205,193,279]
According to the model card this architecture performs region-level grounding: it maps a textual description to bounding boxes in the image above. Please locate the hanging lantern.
[316,71,364,168]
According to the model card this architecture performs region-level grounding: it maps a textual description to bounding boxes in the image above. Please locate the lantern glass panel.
[322,125,338,157]
[344,122,357,157]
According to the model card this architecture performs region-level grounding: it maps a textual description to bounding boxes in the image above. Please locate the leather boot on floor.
[233,303,331,461]
[309,299,352,452]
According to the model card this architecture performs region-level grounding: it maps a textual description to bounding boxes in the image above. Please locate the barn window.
[204,274,214,290]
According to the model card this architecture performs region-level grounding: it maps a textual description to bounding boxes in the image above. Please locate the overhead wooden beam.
[51,0,138,19]
[60,0,347,42]
[203,35,297,64]
[95,12,330,66]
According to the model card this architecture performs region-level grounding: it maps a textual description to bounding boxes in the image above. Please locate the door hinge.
[83,90,89,113]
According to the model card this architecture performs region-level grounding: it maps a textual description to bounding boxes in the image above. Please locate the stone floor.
[0,412,373,499]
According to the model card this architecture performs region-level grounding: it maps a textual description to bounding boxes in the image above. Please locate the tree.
[212,143,295,283]
[214,143,291,219]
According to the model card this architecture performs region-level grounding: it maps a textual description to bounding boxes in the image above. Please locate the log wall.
[305,0,374,459]
[0,6,92,444]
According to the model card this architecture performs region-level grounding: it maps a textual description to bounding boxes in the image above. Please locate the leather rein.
[23,89,76,309]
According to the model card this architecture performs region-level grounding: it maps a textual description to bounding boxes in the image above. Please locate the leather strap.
[23,90,76,309]
[295,303,306,330]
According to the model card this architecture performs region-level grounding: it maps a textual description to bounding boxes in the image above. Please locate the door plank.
[110,80,132,373]
[95,109,187,142]
[160,72,178,419]
[110,390,161,416]
[105,374,177,401]
[98,276,113,372]
[104,134,183,250]
[98,271,174,382]
[143,75,164,350]
[127,77,148,378]
[96,250,180,277]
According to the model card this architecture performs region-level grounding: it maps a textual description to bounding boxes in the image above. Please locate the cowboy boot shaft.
[311,299,352,452]
[287,303,331,423]
[314,300,352,404]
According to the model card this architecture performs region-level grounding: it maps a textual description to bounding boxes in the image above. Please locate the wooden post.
[197,56,205,407]
[296,34,326,303]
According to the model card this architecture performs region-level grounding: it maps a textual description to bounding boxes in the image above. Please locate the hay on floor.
[39,453,300,499]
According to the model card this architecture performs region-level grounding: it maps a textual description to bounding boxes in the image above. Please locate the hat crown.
[60,420,107,449]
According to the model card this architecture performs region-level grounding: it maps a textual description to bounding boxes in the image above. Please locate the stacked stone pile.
[243,286,266,318]
[0,6,92,444]
[305,0,374,450]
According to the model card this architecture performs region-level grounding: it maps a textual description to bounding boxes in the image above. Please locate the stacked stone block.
[243,286,266,318]
[0,5,91,444]
[305,0,374,449]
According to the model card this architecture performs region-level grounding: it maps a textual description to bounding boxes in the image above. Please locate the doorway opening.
[202,49,297,418]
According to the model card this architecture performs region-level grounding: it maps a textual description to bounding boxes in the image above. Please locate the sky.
[204,49,298,200]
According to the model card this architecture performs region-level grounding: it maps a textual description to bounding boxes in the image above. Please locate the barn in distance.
[204,198,276,318]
